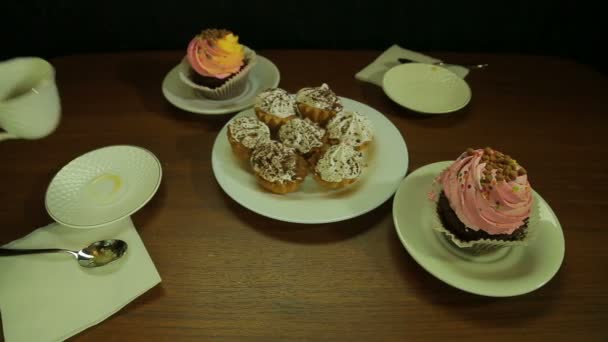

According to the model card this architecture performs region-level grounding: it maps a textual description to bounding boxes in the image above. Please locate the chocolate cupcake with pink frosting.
[179,29,256,99]
[433,147,536,254]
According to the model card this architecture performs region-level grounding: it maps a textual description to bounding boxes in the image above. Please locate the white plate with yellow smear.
[383,63,471,114]
[212,97,409,223]
[45,145,162,228]
[392,161,565,297]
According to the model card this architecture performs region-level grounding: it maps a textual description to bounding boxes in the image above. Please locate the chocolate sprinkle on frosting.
[326,110,373,147]
[278,118,325,154]
[255,88,297,118]
[462,147,528,184]
[199,28,232,40]
[296,83,343,111]
[250,141,300,183]
[315,144,364,182]
[228,117,270,149]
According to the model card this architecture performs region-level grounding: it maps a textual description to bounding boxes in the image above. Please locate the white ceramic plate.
[45,145,162,229]
[392,161,565,297]
[212,97,409,224]
[383,63,471,114]
[162,55,280,115]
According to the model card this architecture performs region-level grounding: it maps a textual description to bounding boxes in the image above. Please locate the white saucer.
[45,145,162,229]
[383,63,471,114]
[162,55,280,115]
[392,161,565,297]
[212,97,409,224]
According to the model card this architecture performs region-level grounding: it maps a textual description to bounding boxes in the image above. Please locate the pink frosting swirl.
[439,148,533,235]
[187,29,245,79]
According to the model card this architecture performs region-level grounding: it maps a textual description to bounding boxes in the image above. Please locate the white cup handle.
[0,132,17,141]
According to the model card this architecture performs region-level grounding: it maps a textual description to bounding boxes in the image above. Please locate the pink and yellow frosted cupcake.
[434,147,535,254]
[180,29,256,99]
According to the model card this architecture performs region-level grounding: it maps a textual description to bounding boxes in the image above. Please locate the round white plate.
[392,161,565,297]
[383,63,471,114]
[212,97,409,224]
[162,55,280,115]
[45,145,162,229]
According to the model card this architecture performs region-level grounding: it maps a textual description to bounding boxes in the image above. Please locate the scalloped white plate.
[45,145,162,228]
[392,161,565,297]
[162,55,280,115]
[212,97,409,223]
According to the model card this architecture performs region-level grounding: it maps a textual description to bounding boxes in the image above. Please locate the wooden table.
[1,50,607,341]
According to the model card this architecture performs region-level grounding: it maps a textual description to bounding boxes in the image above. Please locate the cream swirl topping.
[187,29,245,79]
[326,110,373,147]
[250,141,300,183]
[278,118,325,154]
[439,147,533,235]
[228,117,270,149]
[255,88,297,118]
[296,83,343,111]
[315,144,364,182]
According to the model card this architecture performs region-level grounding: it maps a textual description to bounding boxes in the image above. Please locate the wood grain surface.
[1,50,607,341]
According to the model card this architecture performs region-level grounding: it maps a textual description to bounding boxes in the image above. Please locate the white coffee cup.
[0,57,61,141]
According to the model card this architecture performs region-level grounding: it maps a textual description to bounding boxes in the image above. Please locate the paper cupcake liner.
[255,174,304,194]
[431,192,540,255]
[311,172,358,189]
[253,156,308,194]
[179,46,257,100]
[254,108,295,131]
[226,130,253,160]
[296,103,337,125]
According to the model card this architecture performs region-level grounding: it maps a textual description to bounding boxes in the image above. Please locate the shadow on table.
[116,57,174,113]
[84,284,167,333]
[1,165,63,246]
[132,179,166,231]
[120,284,166,314]
[175,130,389,245]
[21,169,59,236]
[387,226,564,327]
[220,189,392,245]
[116,58,231,133]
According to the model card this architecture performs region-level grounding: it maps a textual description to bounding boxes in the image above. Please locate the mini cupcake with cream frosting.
[295,83,343,125]
[227,116,271,160]
[326,110,373,150]
[278,118,326,157]
[250,141,308,194]
[310,143,364,189]
[180,29,256,99]
[433,147,535,254]
[254,88,297,130]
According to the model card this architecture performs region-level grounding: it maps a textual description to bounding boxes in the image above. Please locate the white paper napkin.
[0,218,161,342]
[355,44,470,86]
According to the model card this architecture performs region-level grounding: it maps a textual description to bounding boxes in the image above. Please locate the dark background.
[0,0,603,72]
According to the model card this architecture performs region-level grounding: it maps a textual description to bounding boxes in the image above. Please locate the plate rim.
[44,145,163,229]
[382,63,472,115]
[392,161,565,297]
[212,97,409,224]
[162,55,280,115]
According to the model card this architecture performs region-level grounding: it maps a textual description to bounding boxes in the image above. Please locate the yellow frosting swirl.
[187,29,245,79]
